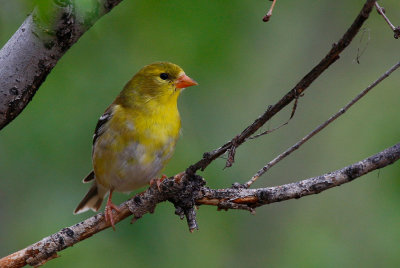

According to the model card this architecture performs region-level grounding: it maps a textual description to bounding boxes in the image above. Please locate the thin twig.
[263,0,277,22]
[355,28,370,64]
[375,2,400,39]
[249,97,299,139]
[186,0,375,175]
[2,142,399,268]
[245,60,400,188]
[249,120,288,139]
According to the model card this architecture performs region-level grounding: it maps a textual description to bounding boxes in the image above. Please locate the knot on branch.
[394,27,400,39]
[232,182,247,189]
[167,173,206,232]
[126,172,205,230]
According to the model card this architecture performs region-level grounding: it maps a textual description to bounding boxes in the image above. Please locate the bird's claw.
[174,172,185,184]
[105,200,120,231]
[150,174,168,192]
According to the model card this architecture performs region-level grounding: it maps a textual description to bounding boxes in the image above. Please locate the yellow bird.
[74,62,197,228]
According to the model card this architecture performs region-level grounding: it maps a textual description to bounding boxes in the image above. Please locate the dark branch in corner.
[0,0,124,130]
[1,142,399,268]
[186,0,376,175]
[375,2,400,39]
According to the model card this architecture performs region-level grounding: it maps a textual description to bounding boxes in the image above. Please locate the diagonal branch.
[1,142,399,268]
[186,0,376,174]
[0,0,124,130]
[245,60,400,187]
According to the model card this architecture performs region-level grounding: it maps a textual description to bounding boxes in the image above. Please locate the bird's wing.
[82,108,113,183]
[92,109,112,147]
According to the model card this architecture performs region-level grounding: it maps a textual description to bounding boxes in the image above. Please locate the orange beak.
[175,74,198,89]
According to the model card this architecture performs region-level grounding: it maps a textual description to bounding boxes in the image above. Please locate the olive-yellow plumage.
[74,62,197,228]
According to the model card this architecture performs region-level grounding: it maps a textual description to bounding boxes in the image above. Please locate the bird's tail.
[74,182,108,214]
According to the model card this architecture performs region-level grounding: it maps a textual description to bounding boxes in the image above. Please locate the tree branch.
[0,0,123,130]
[375,2,400,38]
[245,60,400,187]
[198,142,400,208]
[186,0,376,174]
[1,142,399,268]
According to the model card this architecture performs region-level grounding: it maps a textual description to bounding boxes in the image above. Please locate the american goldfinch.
[74,62,197,228]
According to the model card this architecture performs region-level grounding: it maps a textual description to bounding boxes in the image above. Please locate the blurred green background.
[1,0,400,267]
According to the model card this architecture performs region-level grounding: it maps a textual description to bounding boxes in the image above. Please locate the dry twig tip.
[263,0,277,22]
[375,2,400,39]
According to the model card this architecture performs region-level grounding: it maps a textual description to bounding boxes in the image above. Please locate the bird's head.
[118,62,197,107]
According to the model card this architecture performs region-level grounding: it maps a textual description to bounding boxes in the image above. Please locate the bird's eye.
[160,73,169,80]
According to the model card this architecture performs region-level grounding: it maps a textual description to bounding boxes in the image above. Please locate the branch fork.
[126,172,206,232]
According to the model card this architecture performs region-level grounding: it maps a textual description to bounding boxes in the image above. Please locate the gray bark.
[0,0,123,129]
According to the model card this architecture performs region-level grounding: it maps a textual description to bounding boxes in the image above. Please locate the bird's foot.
[105,198,120,231]
[150,174,168,191]
[174,172,185,183]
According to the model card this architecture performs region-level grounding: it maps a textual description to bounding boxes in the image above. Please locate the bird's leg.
[150,174,168,191]
[104,190,120,231]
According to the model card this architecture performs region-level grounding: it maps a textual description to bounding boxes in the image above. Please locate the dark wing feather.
[82,170,95,183]
[92,110,112,146]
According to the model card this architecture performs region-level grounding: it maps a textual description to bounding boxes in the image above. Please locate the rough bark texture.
[0,0,123,129]
[1,142,399,268]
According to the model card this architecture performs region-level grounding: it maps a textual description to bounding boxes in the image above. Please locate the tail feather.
[82,171,95,183]
[74,182,107,214]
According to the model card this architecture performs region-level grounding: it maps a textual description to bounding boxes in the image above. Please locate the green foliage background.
[1,1,400,267]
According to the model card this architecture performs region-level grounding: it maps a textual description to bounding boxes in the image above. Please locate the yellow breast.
[93,100,181,191]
